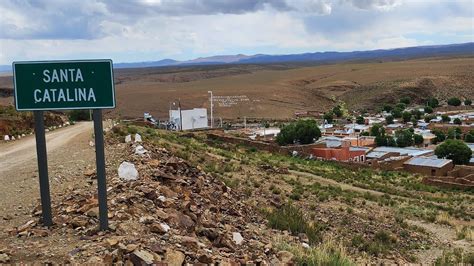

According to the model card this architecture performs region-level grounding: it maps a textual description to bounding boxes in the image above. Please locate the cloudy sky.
[0,0,472,64]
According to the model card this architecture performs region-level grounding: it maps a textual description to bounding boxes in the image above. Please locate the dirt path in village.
[0,122,95,231]
[289,169,386,197]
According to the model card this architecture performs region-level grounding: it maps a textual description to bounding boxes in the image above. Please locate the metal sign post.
[13,59,115,230]
[93,109,108,230]
[33,111,53,226]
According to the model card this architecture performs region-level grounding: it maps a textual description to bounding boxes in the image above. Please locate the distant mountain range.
[1,42,472,72]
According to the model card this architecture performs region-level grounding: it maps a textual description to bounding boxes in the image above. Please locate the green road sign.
[13,59,115,111]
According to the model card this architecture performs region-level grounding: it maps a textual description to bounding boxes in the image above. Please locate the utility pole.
[208,91,213,128]
[220,117,223,128]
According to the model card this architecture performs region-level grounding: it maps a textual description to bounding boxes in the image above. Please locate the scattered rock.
[150,223,170,234]
[125,135,132,143]
[165,249,185,266]
[232,232,244,245]
[135,145,147,156]
[135,133,142,142]
[118,161,139,181]
[0,253,10,263]
[131,249,155,265]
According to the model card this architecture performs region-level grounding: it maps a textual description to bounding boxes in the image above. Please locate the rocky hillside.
[1,124,472,264]
[0,106,65,136]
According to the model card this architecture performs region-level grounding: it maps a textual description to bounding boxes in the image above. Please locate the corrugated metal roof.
[350,147,370,152]
[366,151,389,158]
[404,157,452,168]
[372,146,432,157]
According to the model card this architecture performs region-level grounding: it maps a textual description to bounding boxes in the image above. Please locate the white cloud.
[0,0,472,64]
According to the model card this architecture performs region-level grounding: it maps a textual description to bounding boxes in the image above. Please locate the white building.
[169,108,208,130]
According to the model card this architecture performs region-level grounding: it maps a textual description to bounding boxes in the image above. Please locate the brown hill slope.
[1,57,473,119]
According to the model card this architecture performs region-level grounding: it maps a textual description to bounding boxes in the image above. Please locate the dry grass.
[2,57,473,120]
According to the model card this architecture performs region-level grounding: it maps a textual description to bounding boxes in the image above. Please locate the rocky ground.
[0,124,472,264]
[0,131,306,264]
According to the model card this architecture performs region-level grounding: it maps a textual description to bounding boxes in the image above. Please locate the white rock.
[232,232,244,245]
[89,141,95,147]
[4,135,10,141]
[65,121,70,126]
[125,134,132,143]
[160,223,170,232]
[11,136,15,141]
[134,133,142,143]
[17,135,21,139]
[158,196,166,202]
[302,243,310,249]
[59,125,62,128]
[21,134,25,137]
[135,145,147,156]
[118,162,139,181]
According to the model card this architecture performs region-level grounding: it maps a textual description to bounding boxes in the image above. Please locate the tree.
[411,109,423,119]
[323,112,334,124]
[424,114,436,123]
[383,104,393,112]
[402,111,412,123]
[395,129,414,147]
[414,134,424,145]
[447,97,461,106]
[426,97,439,108]
[276,119,321,146]
[411,117,418,127]
[391,108,403,118]
[385,115,394,125]
[435,139,472,165]
[424,106,433,114]
[432,129,446,143]
[441,115,450,123]
[465,130,474,143]
[387,136,397,147]
[446,128,461,140]
[375,134,387,146]
[332,106,343,118]
[396,103,406,111]
[465,99,472,106]
[399,97,411,105]
[370,124,384,137]
[356,116,365,125]
[453,118,462,125]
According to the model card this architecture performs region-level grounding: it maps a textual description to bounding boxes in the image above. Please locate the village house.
[312,139,369,162]
[403,157,454,176]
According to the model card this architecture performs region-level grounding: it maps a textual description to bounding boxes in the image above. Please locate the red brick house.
[312,140,368,162]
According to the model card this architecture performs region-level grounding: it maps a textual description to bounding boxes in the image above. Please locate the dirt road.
[0,122,93,172]
[0,122,95,228]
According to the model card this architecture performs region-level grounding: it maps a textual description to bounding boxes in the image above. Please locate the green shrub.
[435,139,472,165]
[68,110,91,121]
[276,119,321,146]
[447,97,461,106]
[266,204,322,244]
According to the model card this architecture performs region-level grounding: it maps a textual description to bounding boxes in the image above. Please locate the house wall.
[403,162,454,176]
[312,146,366,162]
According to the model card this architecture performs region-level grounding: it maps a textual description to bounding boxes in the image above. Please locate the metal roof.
[372,146,432,157]
[350,147,370,152]
[366,151,389,158]
[404,157,452,168]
